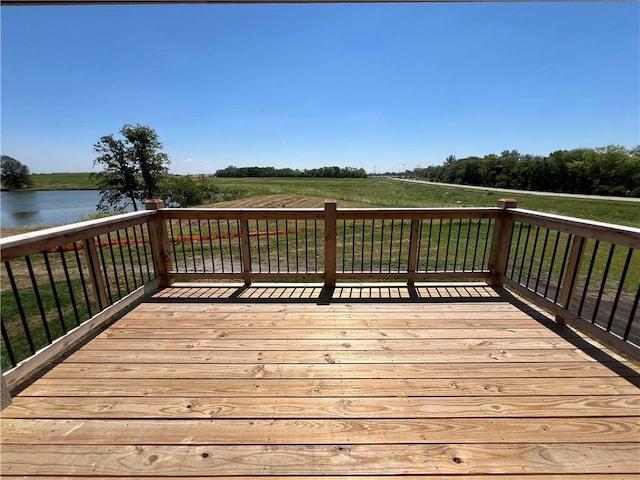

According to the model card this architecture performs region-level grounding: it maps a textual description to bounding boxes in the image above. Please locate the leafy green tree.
[92,135,140,212]
[121,124,169,199]
[91,124,170,212]
[1,155,33,190]
[421,145,639,197]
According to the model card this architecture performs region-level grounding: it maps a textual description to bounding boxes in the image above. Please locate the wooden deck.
[1,284,639,478]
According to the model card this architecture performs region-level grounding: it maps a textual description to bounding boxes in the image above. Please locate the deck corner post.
[324,199,337,289]
[145,199,171,288]
[487,198,518,287]
[1,374,11,410]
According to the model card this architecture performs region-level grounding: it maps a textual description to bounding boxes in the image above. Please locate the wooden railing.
[155,200,499,286]
[500,207,640,359]
[0,210,159,391]
[1,198,638,397]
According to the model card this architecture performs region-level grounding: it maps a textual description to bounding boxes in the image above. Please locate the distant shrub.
[609,185,630,197]
[160,175,244,207]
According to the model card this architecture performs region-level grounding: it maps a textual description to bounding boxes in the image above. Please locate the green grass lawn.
[28,172,95,190]
[14,174,639,227]
[206,177,640,228]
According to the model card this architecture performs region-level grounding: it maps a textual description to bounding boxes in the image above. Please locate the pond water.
[1,190,104,228]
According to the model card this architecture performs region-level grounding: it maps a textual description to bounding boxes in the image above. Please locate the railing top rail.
[336,207,501,220]
[0,210,157,262]
[159,207,324,221]
[511,208,640,249]
[160,206,502,221]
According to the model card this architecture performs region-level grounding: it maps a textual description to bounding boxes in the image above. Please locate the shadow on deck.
[1,283,639,478]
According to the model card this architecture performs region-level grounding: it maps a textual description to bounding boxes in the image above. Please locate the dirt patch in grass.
[203,194,374,209]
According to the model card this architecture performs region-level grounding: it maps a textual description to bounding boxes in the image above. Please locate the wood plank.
[4,395,638,419]
[166,286,233,298]
[1,476,634,480]
[19,377,640,397]
[4,418,638,444]
[98,326,573,339]
[42,361,638,380]
[81,338,582,351]
[2,443,638,476]
[130,301,524,312]
[125,309,536,320]
[115,316,548,329]
[62,348,621,364]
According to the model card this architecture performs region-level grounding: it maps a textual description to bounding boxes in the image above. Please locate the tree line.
[415,146,640,197]
[215,165,367,178]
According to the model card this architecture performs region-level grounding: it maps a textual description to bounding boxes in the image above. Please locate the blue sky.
[1,2,639,175]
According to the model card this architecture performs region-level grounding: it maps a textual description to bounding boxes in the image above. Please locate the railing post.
[407,218,421,286]
[324,200,337,289]
[83,238,108,309]
[145,199,171,288]
[487,198,518,286]
[556,235,586,325]
[1,374,11,410]
[239,218,252,286]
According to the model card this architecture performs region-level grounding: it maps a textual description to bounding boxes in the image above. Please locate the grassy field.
[28,172,96,190]
[14,173,639,227]
[205,177,640,228]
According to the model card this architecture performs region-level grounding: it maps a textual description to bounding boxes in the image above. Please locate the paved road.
[387,177,640,203]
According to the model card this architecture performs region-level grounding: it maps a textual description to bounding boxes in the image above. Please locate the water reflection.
[10,210,42,223]
[1,190,103,228]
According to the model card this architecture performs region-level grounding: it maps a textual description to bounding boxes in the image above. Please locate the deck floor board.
[2,285,639,478]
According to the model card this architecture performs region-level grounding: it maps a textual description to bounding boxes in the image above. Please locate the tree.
[91,124,170,212]
[1,155,33,190]
[159,175,243,207]
[121,124,169,199]
[159,175,204,207]
[92,135,140,212]
[422,145,639,196]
